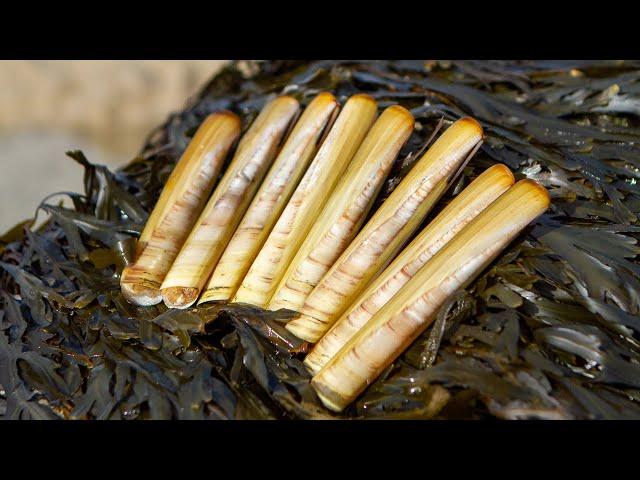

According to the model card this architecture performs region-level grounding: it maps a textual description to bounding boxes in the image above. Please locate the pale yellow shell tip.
[314,91,338,104]
[274,94,301,109]
[303,355,323,376]
[120,281,162,307]
[161,286,199,309]
[196,290,230,306]
[311,379,347,413]
[385,104,415,123]
[490,163,516,185]
[230,290,268,309]
[348,92,377,105]
[518,179,551,207]
[285,316,324,343]
[207,109,241,121]
[197,110,242,136]
[457,116,484,138]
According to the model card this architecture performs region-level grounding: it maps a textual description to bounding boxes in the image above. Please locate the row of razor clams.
[120,93,550,412]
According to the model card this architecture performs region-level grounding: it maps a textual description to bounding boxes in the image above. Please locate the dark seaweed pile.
[2,60,640,420]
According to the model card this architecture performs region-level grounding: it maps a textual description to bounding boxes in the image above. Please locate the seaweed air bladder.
[120,111,241,306]
[311,179,551,412]
[304,163,515,374]
[232,94,378,308]
[266,104,415,314]
[198,93,339,304]
[160,96,300,309]
[285,117,484,343]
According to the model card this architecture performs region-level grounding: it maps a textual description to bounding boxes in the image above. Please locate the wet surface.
[2,60,640,419]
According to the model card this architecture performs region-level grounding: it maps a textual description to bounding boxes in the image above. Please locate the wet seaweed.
[2,60,640,419]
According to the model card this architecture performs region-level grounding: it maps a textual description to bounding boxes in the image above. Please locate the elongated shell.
[311,179,550,412]
[285,117,483,343]
[232,94,378,308]
[120,111,241,306]
[160,96,300,309]
[304,163,515,373]
[267,105,415,313]
[198,93,339,304]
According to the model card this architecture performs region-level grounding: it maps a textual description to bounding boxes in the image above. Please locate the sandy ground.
[0,60,228,231]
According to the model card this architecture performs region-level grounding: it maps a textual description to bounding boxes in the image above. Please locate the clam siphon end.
[518,179,552,207]
[285,314,326,343]
[490,163,516,185]
[310,377,349,413]
[348,92,377,106]
[121,281,162,307]
[303,353,324,376]
[197,288,232,305]
[457,116,484,139]
[161,286,199,309]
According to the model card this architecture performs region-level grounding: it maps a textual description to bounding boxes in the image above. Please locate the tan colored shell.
[232,94,378,308]
[198,93,339,304]
[160,96,300,308]
[120,111,241,306]
[285,117,484,343]
[304,164,515,374]
[266,105,415,313]
[311,179,550,412]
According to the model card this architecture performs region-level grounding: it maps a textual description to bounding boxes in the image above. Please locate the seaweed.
[2,60,640,419]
